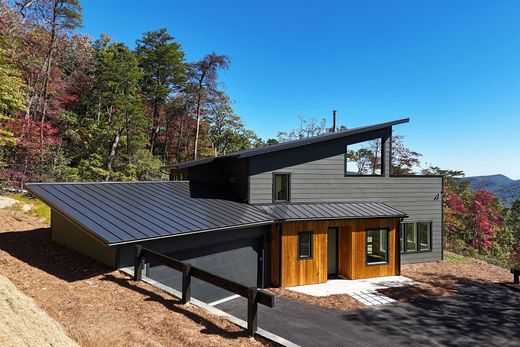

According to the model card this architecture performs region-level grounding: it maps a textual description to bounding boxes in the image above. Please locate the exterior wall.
[248,131,443,264]
[188,158,248,201]
[117,224,271,287]
[271,218,399,286]
[338,218,399,279]
[51,210,117,267]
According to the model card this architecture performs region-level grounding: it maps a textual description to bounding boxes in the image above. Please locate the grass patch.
[444,252,472,264]
[10,194,51,224]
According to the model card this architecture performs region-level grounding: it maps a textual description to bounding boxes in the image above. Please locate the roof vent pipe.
[332,110,337,132]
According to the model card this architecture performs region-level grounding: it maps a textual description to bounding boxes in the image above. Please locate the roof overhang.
[165,118,410,170]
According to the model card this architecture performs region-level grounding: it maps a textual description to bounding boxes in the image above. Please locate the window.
[366,229,388,265]
[418,222,432,251]
[273,173,290,202]
[405,223,417,251]
[345,138,383,176]
[298,232,313,259]
[400,221,432,253]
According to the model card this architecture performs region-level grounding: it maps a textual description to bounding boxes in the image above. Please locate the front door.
[327,227,338,275]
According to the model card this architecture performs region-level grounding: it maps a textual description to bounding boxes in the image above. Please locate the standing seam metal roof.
[26,181,407,246]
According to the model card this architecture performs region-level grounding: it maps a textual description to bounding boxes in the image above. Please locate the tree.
[391,135,421,175]
[346,148,375,174]
[135,28,185,159]
[205,91,261,156]
[81,38,155,181]
[277,116,328,142]
[15,0,82,123]
[187,53,230,159]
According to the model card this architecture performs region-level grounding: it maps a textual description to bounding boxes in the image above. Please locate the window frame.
[365,228,390,266]
[297,231,313,260]
[344,137,385,177]
[272,172,291,203]
[399,221,433,254]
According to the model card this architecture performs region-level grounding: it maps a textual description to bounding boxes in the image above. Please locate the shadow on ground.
[0,227,109,281]
[218,279,520,347]
[344,282,520,346]
[100,274,252,340]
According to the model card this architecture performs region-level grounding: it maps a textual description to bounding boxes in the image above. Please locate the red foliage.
[0,117,62,187]
[467,190,503,250]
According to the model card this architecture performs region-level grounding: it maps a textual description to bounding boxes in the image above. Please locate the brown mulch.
[267,287,365,312]
[378,254,513,303]
[0,207,265,347]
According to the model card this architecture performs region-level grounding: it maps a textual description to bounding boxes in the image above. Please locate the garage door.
[147,237,262,304]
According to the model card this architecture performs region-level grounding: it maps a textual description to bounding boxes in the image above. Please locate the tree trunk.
[105,128,122,182]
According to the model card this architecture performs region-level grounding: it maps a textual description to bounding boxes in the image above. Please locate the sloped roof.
[26,181,407,246]
[26,181,274,246]
[168,118,409,169]
[257,202,407,221]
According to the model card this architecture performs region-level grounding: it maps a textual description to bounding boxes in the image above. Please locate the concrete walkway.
[216,283,520,347]
[288,276,418,306]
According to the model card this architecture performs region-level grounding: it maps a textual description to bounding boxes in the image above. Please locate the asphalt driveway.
[216,283,520,347]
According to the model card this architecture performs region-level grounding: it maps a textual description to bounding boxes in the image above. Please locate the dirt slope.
[0,274,79,347]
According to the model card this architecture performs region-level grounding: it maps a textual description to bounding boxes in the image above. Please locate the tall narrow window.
[405,223,417,252]
[418,222,432,251]
[273,173,290,202]
[366,229,389,265]
[298,232,313,259]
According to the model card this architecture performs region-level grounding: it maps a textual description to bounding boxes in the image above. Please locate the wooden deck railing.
[133,245,275,336]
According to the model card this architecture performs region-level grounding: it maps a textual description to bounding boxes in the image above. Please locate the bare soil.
[379,253,514,302]
[268,287,365,312]
[0,207,264,347]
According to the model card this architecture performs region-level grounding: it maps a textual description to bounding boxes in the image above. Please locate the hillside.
[458,174,520,207]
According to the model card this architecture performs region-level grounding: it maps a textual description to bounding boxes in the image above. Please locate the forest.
[0,0,518,269]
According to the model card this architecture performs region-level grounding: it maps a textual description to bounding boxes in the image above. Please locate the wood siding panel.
[275,218,400,286]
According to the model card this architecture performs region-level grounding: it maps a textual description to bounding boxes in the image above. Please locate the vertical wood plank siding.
[248,130,442,264]
[273,218,400,286]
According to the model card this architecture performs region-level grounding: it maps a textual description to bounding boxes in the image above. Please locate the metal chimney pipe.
[332,110,337,132]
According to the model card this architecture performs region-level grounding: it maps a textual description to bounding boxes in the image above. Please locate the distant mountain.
[457,174,520,207]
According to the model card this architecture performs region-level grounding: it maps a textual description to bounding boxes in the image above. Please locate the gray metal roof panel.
[256,202,407,221]
[169,118,409,169]
[26,181,275,245]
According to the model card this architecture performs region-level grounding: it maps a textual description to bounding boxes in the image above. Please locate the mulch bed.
[379,254,513,302]
[268,287,365,312]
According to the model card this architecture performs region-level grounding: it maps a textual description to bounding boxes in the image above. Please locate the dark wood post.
[247,287,258,336]
[182,263,192,304]
[134,245,144,281]
[515,272,519,285]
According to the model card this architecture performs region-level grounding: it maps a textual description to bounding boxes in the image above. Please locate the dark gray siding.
[248,132,443,264]
[188,158,249,202]
[117,225,270,302]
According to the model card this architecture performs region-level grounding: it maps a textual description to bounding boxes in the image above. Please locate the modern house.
[27,118,443,303]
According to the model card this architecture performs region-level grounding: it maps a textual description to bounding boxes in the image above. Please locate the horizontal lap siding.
[248,138,443,264]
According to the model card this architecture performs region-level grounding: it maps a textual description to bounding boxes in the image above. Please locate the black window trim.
[297,231,313,260]
[399,221,433,254]
[344,136,385,177]
[272,172,291,203]
[365,228,390,266]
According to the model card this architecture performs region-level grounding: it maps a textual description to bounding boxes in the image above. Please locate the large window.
[298,232,313,259]
[345,138,383,176]
[366,229,388,265]
[273,173,290,202]
[399,221,432,253]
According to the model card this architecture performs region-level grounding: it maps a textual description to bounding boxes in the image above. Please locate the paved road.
[216,283,520,347]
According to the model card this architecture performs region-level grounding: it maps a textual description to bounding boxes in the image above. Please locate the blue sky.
[80,0,520,179]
